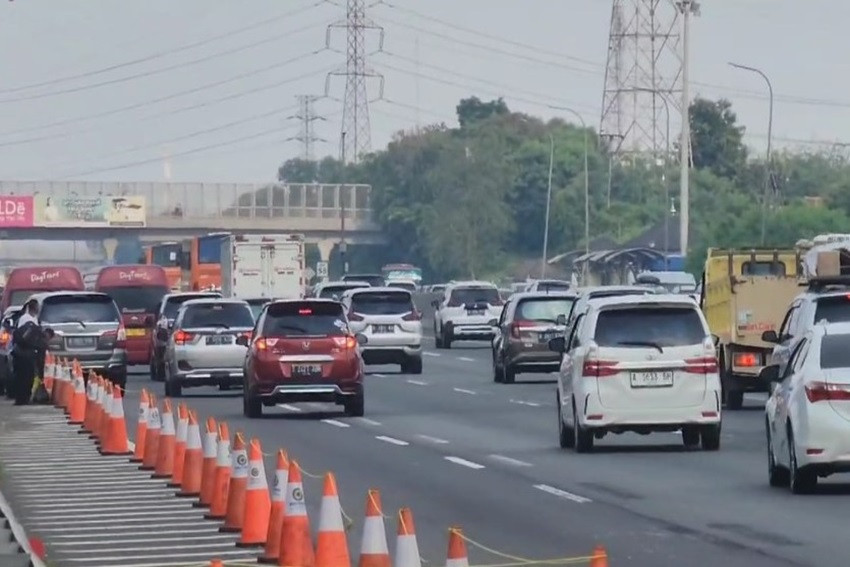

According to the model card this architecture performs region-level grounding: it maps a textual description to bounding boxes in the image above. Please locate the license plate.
[372,324,394,334]
[126,328,146,337]
[205,335,232,346]
[467,309,484,316]
[292,364,322,378]
[66,337,96,349]
[630,371,674,388]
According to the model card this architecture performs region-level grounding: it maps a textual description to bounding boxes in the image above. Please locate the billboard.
[0,196,33,227]
[33,195,146,227]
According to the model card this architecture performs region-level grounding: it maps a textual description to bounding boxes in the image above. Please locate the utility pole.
[287,95,325,161]
[326,0,385,163]
[340,131,348,275]
[677,0,699,256]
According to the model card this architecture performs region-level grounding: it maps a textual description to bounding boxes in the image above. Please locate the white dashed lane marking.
[534,484,593,504]
[407,379,428,386]
[375,435,410,446]
[373,373,388,378]
[416,434,450,444]
[444,456,486,469]
[509,399,541,407]
[321,419,351,428]
[277,403,302,412]
[488,454,533,467]
[422,352,441,357]
[453,388,476,395]
[358,418,383,426]
[458,357,476,362]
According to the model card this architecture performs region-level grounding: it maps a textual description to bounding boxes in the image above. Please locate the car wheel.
[344,393,365,417]
[243,391,262,418]
[442,329,452,349]
[402,357,423,375]
[682,426,700,448]
[434,326,444,349]
[557,394,574,449]
[573,400,593,453]
[700,424,721,451]
[167,380,182,398]
[766,423,789,487]
[492,352,504,383]
[788,426,816,494]
[503,363,516,384]
[725,389,744,410]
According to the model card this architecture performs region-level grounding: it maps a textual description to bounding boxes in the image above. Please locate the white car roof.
[346,286,412,296]
[577,285,651,296]
[587,293,698,309]
[448,280,497,289]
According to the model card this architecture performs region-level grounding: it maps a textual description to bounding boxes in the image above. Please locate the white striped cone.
[202,425,217,459]
[216,432,231,469]
[317,483,344,533]
[147,401,162,431]
[359,490,389,566]
[186,419,202,451]
[160,405,175,436]
[175,411,188,445]
[394,509,421,567]
[97,379,108,414]
[104,388,115,419]
[271,463,288,503]
[231,444,248,479]
[138,397,150,428]
[445,529,468,567]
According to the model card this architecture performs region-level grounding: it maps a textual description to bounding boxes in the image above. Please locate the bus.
[381,263,422,285]
[181,233,229,291]
[144,242,182,291]
[1,266,84,311]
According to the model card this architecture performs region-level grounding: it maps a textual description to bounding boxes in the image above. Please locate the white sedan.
[764,321,850,494]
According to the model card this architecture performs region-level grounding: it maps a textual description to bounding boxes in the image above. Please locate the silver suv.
[433,281,503,348]
[341,287,423,374]
[150,291,222,382]
[161,298,254,397]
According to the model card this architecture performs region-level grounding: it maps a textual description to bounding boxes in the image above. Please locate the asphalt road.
[114,334,849,567]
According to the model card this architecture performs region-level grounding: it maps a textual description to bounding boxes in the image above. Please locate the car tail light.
[582,359,619,377]
[347,309,365,322]
[173,330,194,345]
[333,335,358,350]
[402,310,421,321]
[253,337,279,352]
[103,325,127,348]
[511,320,535,338]
[805,381,850,403]
[683,356,719,374]
[733,352,758,367]
[0,330,9,347]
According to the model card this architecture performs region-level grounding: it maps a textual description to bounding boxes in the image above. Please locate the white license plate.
[372,325,394,334]
[67,337,96,349]
[630,371,674,388]
[206,335,232,345]
[292,364,322,378]
[467,309,484,316]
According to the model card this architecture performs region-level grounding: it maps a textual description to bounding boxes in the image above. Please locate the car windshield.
[448,287,500,307]
[351,291,415,315]
[516,298,574,323]
[594,306,706,348]
[99,285,168,314]
[41,296,120,324]
[814,296,850,324]
[163,294,220,320]
[245,300,270,321]
[820,334,850,369]
[262,302,347,336]
[181,303,254,328]
[319,285,364,299]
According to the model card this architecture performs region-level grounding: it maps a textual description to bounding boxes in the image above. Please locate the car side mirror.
[156,328,169,342]
[548,336,566,353]
[759,365,781,383]
[355,333,368,345]
[761,330,779,343]
[235,335,249,347]
[555,314,567,326]
[711,334,720,347]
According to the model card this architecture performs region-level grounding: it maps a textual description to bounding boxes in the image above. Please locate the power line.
[0,0,331,95]
[287,95,327,160]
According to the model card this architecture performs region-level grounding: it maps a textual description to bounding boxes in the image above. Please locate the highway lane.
[117,338,844,567]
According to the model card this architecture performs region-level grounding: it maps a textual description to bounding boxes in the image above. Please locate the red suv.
[239,299,367,418]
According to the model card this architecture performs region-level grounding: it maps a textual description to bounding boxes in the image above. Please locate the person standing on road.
[11,300,50,406]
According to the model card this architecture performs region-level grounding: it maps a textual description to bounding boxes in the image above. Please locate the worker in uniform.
[11,300,52,405]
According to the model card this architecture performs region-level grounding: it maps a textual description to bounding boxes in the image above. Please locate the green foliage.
[277,96,850,280]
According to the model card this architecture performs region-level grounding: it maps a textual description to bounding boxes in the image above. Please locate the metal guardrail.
[0,489,46,567]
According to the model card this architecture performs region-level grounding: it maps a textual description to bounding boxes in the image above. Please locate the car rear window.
[343,275,384,287]
[163,294,220,319]
[588,289,651,300]
[387,282,417,292]
[351,291,414,315]
[182,303,254,328]
[448,287,500,307]
[593,306,706,348]
[814,296,850,324]
[100,285,169,314]
[263,302,347,336]
[536,282,570,293]
[516,298,574,322]
[41,295,120,324]
[319,285,363,299]
[820,335,850,369]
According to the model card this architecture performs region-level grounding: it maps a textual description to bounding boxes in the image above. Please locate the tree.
[456,97,509,129]
[689,98,748,180]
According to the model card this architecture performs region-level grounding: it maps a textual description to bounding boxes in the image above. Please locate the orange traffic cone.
[87,376,100,439]
[96,381,113,445]
[258,450,289,564]
[177,410,203,497]
[204,422,232,520]
[68,371,86,425]
[359,489,389,567]
[394,508,420,567]
[140,397,161,470]
[210,560,224,567]
[236,439,271,547]
[43,353,54,395]
[196,416,218,508]
[66,360,82,414]
[315,472,350,567]
[131,389,150,463]
[101,386,131,455]
[278,460,314,567]
[153,399,176,478]
[169,403,189,488]
[446,528,468,567]
[51,357,62,408]
[219,432,248,532]
[57,359,71,411]
[81,375,97,434]
[589,545,608,567]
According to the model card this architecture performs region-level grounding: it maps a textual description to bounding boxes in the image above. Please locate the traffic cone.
[51,358,63,408]
[589,545,608,567]
[81,376,97,434]
[359,489,389,567]
[43,353,54,395]
[66,360,82,414]
[236,439,271,547]
[204,422,232,520]
[169,403,189,488]
[219,432,248,532]
[96,381,112,445]
[88,377,102,439]
[278,460,314,567]
[68,371,86,425]
[177,410,203,497]
[394,508,421,567]
[196,416,218,508]
[57,360,70,411]
[101,386,131,455]
[258,450,289,564]
[153,399,176,478]
[445,528,468,567]
[210,560,224,567]
[315,472,350,567]
[140,397,161,470]
[131,389,150,463]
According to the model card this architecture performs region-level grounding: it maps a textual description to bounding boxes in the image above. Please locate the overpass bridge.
[0,181,384,261]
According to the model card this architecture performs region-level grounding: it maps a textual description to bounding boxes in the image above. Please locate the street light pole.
[676,0,699,257]
[729,62,774,245]
[340,131,348,275]
[541,133,554,278]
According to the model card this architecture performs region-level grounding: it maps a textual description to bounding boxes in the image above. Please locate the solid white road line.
[453,388,476,395]
[277,404,302,412]
[416,434,450,444]
[375,435,409,446]
[458,357,476,362]
[422,352,440,357]
[488,454,533,467]
[358,418,382,426]
[533,483,593,504]
[321,419,350,428]
[406,379,428,386]
[509,399,541,407]
[444,456,486,470]
[372,373,387,378]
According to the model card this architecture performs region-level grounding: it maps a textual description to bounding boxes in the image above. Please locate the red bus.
[1,266,84,311]
[95,265,169,365]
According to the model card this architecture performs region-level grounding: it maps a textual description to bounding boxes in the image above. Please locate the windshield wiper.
[616,340,664,353]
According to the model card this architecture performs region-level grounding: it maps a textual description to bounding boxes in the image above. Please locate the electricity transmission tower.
[287,95,325,161]
[599,0,684,162]
[326,0,385,163]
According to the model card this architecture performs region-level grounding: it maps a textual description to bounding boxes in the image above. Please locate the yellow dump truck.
[700,248,801,409]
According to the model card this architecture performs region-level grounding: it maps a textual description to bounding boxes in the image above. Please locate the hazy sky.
[0,0,847,183]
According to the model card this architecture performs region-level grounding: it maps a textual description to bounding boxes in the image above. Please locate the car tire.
[442,329,452,349]
[700,424,721,451]
[766,423,789,487]
[434,326,444,349]
[557,394,574,449]
[725,390,744,410]
[492,352,504,383]
[503,363,516,384]
[402,357,423,375]
[344,394,365,417]
[682,426,700,448]
[573,401,593,453]
[243,392,262,418]
[165,378,182,398]
[788,426,816,494]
